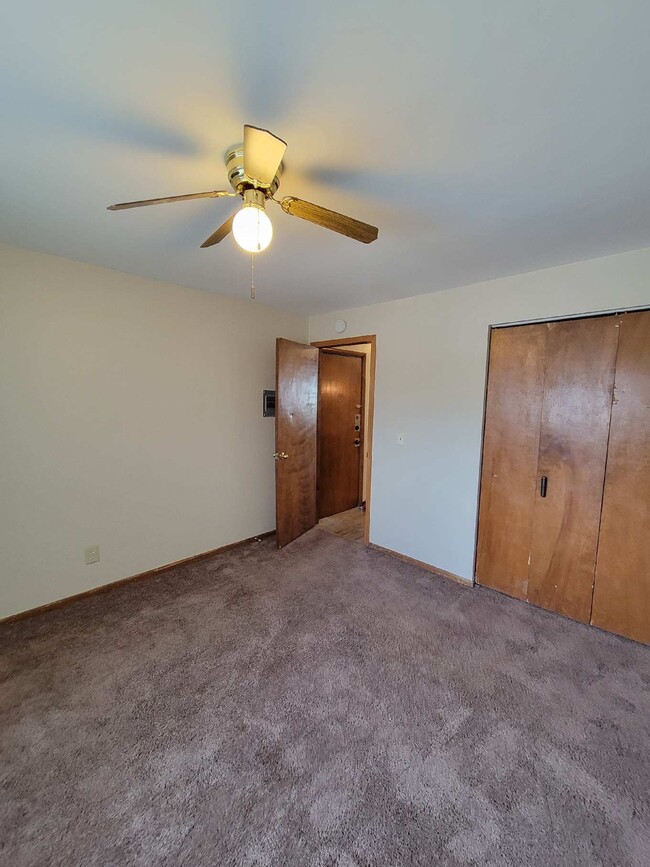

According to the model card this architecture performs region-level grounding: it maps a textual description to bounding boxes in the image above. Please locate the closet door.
[591,311,650,644]
[476,324,547,599]
[527,317,619,622]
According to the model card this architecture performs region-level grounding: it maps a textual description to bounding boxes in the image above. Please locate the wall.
[336,343,372,503]
[0,244,307,618]
[309,246,650,582]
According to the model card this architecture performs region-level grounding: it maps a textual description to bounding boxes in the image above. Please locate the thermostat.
[335,319,347,334]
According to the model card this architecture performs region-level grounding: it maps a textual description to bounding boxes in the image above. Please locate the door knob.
[274,452,289,460]
[354,439,361,447]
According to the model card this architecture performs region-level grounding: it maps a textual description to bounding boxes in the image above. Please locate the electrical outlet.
[397,433,405,445]
[84,545,100,565]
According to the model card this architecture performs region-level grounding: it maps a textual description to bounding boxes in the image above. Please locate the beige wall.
[0,244,307,618]
[309,246,650,582]
[3,241,649,616]
[336,343,372,503]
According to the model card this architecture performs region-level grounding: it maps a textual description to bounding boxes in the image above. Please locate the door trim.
[490,304,650,330]
[312,335,376,546]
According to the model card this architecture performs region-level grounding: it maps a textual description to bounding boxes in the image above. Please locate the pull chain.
[250,253,256,300]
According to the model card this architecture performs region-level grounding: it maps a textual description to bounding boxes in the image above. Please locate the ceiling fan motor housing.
[241,188,267,210]
[225,144,283,197]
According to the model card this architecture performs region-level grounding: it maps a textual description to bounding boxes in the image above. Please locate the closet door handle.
[540,476,548,498]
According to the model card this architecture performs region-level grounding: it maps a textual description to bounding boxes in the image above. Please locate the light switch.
[397,433,405,445]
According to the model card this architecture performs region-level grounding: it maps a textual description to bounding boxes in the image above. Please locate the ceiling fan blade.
[243,125,287,186]
[200,213,236,248]
[107,191,235,211]
[279,197,378,244]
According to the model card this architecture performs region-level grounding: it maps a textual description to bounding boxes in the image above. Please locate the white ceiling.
[2,1,649,315]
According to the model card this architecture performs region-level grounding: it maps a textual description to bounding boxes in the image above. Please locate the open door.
[275,338,319,548]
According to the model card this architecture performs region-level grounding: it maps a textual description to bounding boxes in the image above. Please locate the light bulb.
[232,204,273,253]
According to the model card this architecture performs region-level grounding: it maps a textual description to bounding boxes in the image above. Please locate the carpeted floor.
[1,529,649,866]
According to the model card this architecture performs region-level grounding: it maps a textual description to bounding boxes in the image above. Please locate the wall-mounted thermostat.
[335,319,347,334]
[263,390,275,417]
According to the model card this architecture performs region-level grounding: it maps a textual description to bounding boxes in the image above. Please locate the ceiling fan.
[108,125,379,253]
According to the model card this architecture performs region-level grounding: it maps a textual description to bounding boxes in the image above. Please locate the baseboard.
[0,531,276,626]
[368,542,473,587]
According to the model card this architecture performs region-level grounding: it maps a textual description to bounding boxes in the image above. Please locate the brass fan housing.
[225,144,283,197]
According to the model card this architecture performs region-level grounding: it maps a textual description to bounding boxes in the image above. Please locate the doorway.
[313,336,376,546]
[317,348,365,542]
[273,335,376,549]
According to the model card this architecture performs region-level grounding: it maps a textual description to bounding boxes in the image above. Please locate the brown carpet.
[1,529,649,866]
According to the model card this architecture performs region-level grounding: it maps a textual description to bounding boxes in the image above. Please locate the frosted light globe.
[232,205,273,253]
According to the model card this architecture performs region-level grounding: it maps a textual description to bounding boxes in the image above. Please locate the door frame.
[312,335,376,546]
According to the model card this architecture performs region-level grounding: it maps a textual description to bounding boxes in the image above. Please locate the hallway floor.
[1,529,648,866]
[318,506,365,542]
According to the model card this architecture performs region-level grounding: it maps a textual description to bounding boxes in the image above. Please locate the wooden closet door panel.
[527,316,619,622]
[476,324,547,599]
[591,311,650,644]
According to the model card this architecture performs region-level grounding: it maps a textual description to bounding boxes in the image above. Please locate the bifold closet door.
[477,315,619,627]
[526,316,619,623]
[475,324,547,600]
[591,311,650,644]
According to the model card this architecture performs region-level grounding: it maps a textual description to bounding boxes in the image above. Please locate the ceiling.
[2,1,649,315]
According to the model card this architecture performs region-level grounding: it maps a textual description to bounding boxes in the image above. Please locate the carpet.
[1,529,648,866]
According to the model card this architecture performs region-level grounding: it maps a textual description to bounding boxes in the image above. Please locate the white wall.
[0,244,306,618]
[309,247,650,582]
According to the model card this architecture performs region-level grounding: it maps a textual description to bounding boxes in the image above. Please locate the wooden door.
[591,311,650,644]
[526,317,619,622]
[318,350,364,519]
[476,324,547,599]
[275,338,319,548]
